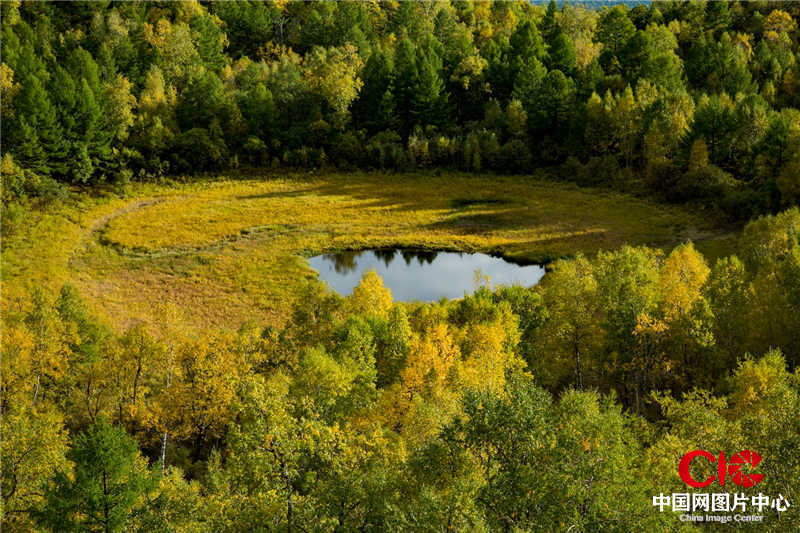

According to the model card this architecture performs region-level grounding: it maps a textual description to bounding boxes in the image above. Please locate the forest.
[2,1,800,532]
[3,0,800,223]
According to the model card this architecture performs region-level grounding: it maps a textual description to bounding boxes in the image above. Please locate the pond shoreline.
[309,248,547,302]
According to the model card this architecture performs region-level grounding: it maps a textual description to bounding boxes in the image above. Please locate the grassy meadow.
[3,171,732,333]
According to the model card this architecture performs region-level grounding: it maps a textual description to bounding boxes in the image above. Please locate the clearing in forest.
[2,172,731,332]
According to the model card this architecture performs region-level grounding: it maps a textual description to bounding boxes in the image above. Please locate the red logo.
[679,450,764,488]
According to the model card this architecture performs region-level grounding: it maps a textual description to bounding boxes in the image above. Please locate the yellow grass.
[2,171,730,332]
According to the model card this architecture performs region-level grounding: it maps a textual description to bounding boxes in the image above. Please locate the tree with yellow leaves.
[10,288,77,407]
[346,269,393,319]
[659,243,712,363]
[132,65,177,158]
[149,333,248,462]
[0,62,19,117]
[304,45,364,129]
[595,246,662,411]
[380,322,460,444]
[209,371,393,532]
[141,19,201,90]
[111,324,165,428]
[763,10,797,39]
[1,405,69,533]
[704,255,752,367]
[627,243,714,399]
[659,243,711,314]
[538,254,602,390]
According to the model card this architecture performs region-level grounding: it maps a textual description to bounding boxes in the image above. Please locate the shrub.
[1,153,67,203]
[463,129,501,171]
[407,134,430,167]
[171,128,226,172]
[558,156,585,182]
[331,131,362,169]
[429,136,460,168]
[498,139,533,173]
[283,147,327,169]
[583,155,621,186]
[365,131,406,170]
[670,164,737,203]
[719,189,766,221]
[463,132,482,171]
[242,136,269,165]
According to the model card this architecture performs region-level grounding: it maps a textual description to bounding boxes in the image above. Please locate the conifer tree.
[36,419,155,533]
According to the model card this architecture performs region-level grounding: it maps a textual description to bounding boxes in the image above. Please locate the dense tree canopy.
[2,0,800,225]
[4,208,800,531]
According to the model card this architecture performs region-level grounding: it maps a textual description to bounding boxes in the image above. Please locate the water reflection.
[309,249,546,302]
[325,249,444,274]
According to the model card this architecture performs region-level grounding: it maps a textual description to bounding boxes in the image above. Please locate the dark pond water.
[308,249,546,302]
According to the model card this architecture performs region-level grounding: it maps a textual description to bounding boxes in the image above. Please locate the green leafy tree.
[431,375,669,532]
[596,6,636,71]
[353,46,395,133]
[594,246,661,411]
[176,70,228,132]
[36,419,155,533]
[538,254,602,389]
[411,49,450,130]
[704,256,752,366]
[510,20,547,80]
[4,40,65,174]
[548,30,577,74]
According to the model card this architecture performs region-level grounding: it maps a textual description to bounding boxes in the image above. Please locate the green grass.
[2,171,733,332]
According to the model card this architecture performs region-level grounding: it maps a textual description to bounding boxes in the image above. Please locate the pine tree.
[548,31,577,74]
[394,37,419,134]
[239,82,276,141]
[541,0,559,40]
[411,52,449,129]
[511,57,546,108]
[36,419,155,533]
[353,46,394,133]
[377,88,399,132]
[509,20,547,91]
[9,73,64,174]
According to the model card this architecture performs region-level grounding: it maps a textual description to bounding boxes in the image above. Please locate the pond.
[308,249,546,302]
